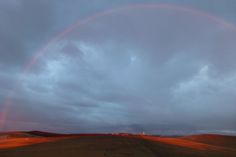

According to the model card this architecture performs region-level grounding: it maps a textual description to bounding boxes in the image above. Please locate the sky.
[0,0,236,134]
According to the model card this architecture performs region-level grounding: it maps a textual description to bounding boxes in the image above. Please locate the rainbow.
[1,3,235,130]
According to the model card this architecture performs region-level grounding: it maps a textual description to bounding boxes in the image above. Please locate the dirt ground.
[0,133,235,157]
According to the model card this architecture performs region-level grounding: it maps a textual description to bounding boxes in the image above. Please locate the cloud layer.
[1,0,236,134]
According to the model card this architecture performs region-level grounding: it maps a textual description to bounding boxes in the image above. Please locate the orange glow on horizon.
[0,137,57,149]
[0,136,74,149]
[140,135,232,151]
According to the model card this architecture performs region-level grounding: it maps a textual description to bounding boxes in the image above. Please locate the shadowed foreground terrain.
[0,131,235,157]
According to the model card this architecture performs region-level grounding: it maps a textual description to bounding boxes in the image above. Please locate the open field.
[0,131,235,157]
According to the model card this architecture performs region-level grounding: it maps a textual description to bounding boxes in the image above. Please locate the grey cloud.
[0,0,54,70]
[1,0,236,134]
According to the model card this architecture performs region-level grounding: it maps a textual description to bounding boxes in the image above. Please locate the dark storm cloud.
[0,0,55,70]
[1,0,236,134]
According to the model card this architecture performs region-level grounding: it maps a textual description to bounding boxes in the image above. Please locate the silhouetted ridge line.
[26,131,65,137]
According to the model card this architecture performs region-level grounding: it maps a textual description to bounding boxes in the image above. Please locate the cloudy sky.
[0,0,236,134]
